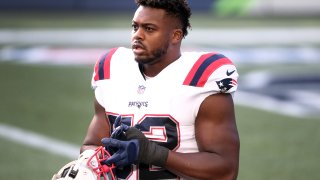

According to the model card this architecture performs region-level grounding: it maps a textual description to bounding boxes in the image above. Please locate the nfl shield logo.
[137,85,146,94]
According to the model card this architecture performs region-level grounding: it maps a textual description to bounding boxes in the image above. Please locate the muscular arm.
[80,98,111,153]
[165,93,240,180]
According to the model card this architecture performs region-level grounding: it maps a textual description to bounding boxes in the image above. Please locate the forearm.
[80,144,100,153]
[165,151,238,180]
[80,135,105,153]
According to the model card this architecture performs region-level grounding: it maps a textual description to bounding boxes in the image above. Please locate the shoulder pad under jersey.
[183,52,238,93]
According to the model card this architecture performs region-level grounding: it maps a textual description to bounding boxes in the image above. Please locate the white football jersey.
[91,47,238,180]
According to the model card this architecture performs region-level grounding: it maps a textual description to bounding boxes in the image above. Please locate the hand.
[101,138,139,168]
[128,127,169,167]
[114,126,170,167]
[110,115,129,140]
[105,116,169,167]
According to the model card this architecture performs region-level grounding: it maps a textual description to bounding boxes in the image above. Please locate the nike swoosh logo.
[226,70,235,76]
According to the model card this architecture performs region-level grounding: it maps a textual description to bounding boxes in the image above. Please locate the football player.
[81,0,240,179]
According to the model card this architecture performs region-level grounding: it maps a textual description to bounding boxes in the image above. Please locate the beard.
[134,43,169,65]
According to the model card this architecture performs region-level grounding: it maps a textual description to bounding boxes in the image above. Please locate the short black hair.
[135,0,192,37]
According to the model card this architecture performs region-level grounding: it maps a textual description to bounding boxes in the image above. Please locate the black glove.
[105,116,169,167]
[124,126,169,167]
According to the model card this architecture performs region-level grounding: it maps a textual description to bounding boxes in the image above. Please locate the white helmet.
[52,146,116,180]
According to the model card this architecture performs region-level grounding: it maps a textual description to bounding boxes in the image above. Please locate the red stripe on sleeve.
[196,58,233,87]
[93,55,102,81]
[183,53,216,85]
[103,48,117,80]
[93,48,118,81]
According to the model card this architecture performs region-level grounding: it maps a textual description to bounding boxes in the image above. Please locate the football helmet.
[52,146,116,180]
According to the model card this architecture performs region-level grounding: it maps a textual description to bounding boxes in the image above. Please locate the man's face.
[131,6,174,65]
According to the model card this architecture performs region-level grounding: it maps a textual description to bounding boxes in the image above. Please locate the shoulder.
[96,47,132,65]
[182,51,234,71]
[182,51,238,93]
[92,47,133,81]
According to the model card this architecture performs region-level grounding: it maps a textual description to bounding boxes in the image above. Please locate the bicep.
[195,93,239,163]
[165,93,240,179]
[81,98,111,152]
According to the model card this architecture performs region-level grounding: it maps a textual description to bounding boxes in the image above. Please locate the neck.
[143,49,181,77]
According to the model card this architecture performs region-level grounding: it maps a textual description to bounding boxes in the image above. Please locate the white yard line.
[0,123,79,159]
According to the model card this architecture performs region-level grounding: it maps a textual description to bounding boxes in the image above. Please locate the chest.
[98,75,199,126]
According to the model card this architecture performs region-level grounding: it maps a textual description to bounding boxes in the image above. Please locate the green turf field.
[0,62,319,179]
[0,11,319,180]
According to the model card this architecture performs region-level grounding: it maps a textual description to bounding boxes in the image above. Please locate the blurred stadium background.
[0,0,319,179]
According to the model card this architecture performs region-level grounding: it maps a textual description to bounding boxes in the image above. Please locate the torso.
[92,47,238,179]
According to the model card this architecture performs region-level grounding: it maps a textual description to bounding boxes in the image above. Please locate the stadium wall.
[247,0,320,16]
[0,0,214,12]
[0,0,319,16]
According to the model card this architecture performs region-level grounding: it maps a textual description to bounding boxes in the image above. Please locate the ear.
[171,29,183,44]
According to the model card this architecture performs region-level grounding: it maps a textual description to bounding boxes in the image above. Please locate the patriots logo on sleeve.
[216,78,237,92]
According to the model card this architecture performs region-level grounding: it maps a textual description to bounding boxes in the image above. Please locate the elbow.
[192,161,238,180]
[220,159,239,180]
[209,157,239,180]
